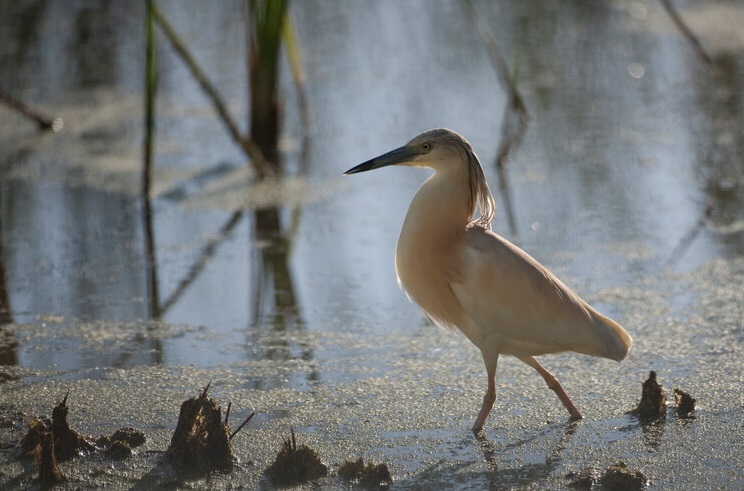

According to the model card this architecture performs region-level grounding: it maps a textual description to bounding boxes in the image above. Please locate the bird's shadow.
[395,420,581,490]
[474,419,580,478]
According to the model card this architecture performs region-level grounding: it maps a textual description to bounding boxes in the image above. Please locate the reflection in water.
[667,197,714,266]
[0,208,18,366]
[251,207,317,384]
[73,3,118,88]
[464,421,581,488]
[639,418,665,452]
[690,52,744,261]
[706,55,744,251]
[0,1,741,381]
[159,211,245,315]
[253,208,297,328]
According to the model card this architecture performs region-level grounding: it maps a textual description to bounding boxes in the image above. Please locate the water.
[1,1,743,489]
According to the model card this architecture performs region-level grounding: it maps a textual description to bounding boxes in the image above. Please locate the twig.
[224,402,232,425]
[658,0,712,64]
[229,412,255,440]
[282,13,312,174]
[201,380,212,398]
[151,1,273,178]
[0,89,60,131]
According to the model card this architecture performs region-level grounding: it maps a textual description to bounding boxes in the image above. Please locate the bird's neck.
[394,168,470,329]
[402,169,471,237]
[396,168,470,277]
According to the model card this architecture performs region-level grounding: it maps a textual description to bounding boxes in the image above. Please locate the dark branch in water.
[0,89,60,131]
[229,412,255,440]
[658,0,712,65]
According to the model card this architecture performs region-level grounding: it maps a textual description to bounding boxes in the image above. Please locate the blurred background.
[0,0,742,381]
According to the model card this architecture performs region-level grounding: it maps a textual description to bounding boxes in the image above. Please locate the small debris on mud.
[166,382,251,472]
[110,427,147,447]
[673,388,696,417]
[338,457,393,487]
[628,371,667,420]
[567,462,648,490]
[566,467,599,488]
[95,428,146,460]
[599,461,648,490]
[265,429,328,486]
[106,440,133,460]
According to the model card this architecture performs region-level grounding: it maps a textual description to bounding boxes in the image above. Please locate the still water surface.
[0,0,742,382]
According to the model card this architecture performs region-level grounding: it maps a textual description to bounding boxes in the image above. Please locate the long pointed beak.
[343,146,415,175]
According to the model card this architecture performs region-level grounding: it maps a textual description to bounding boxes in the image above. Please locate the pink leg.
[473,354,498,433]
[519,356,583,420]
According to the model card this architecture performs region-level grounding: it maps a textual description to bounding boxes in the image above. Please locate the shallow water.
[1,0,743,489]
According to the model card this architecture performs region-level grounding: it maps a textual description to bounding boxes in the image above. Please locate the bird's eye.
[421,142,432,151]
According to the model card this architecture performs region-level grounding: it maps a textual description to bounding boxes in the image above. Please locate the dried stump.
[265,429,328,486]
[18,394,97,484]
[166,382,253,473]
[628,371,667,420]
[673,388,696,417]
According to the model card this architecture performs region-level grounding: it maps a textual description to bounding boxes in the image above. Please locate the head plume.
[417,129,495,228]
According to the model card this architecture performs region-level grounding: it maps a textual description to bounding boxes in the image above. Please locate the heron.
[344,128,632,433]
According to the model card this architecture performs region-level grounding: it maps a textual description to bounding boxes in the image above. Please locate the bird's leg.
[519,356,583,420]
[473,353,498,433]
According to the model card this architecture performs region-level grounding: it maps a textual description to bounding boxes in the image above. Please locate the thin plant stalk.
[248,0,288,165]
[282,12,312,173]
[143,0,160,317]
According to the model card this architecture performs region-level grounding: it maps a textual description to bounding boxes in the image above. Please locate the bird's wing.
[450,226,628,359]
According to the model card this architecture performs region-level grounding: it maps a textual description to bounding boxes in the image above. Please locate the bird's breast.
[395,222,465,330]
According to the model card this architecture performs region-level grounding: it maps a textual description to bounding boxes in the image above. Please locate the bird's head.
[344,128,496,227]
[343,128,472,175]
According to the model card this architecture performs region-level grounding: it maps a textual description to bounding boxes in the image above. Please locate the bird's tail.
[592,311,632,361]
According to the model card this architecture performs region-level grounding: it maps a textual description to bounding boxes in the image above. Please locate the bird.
[344,128,632,433]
